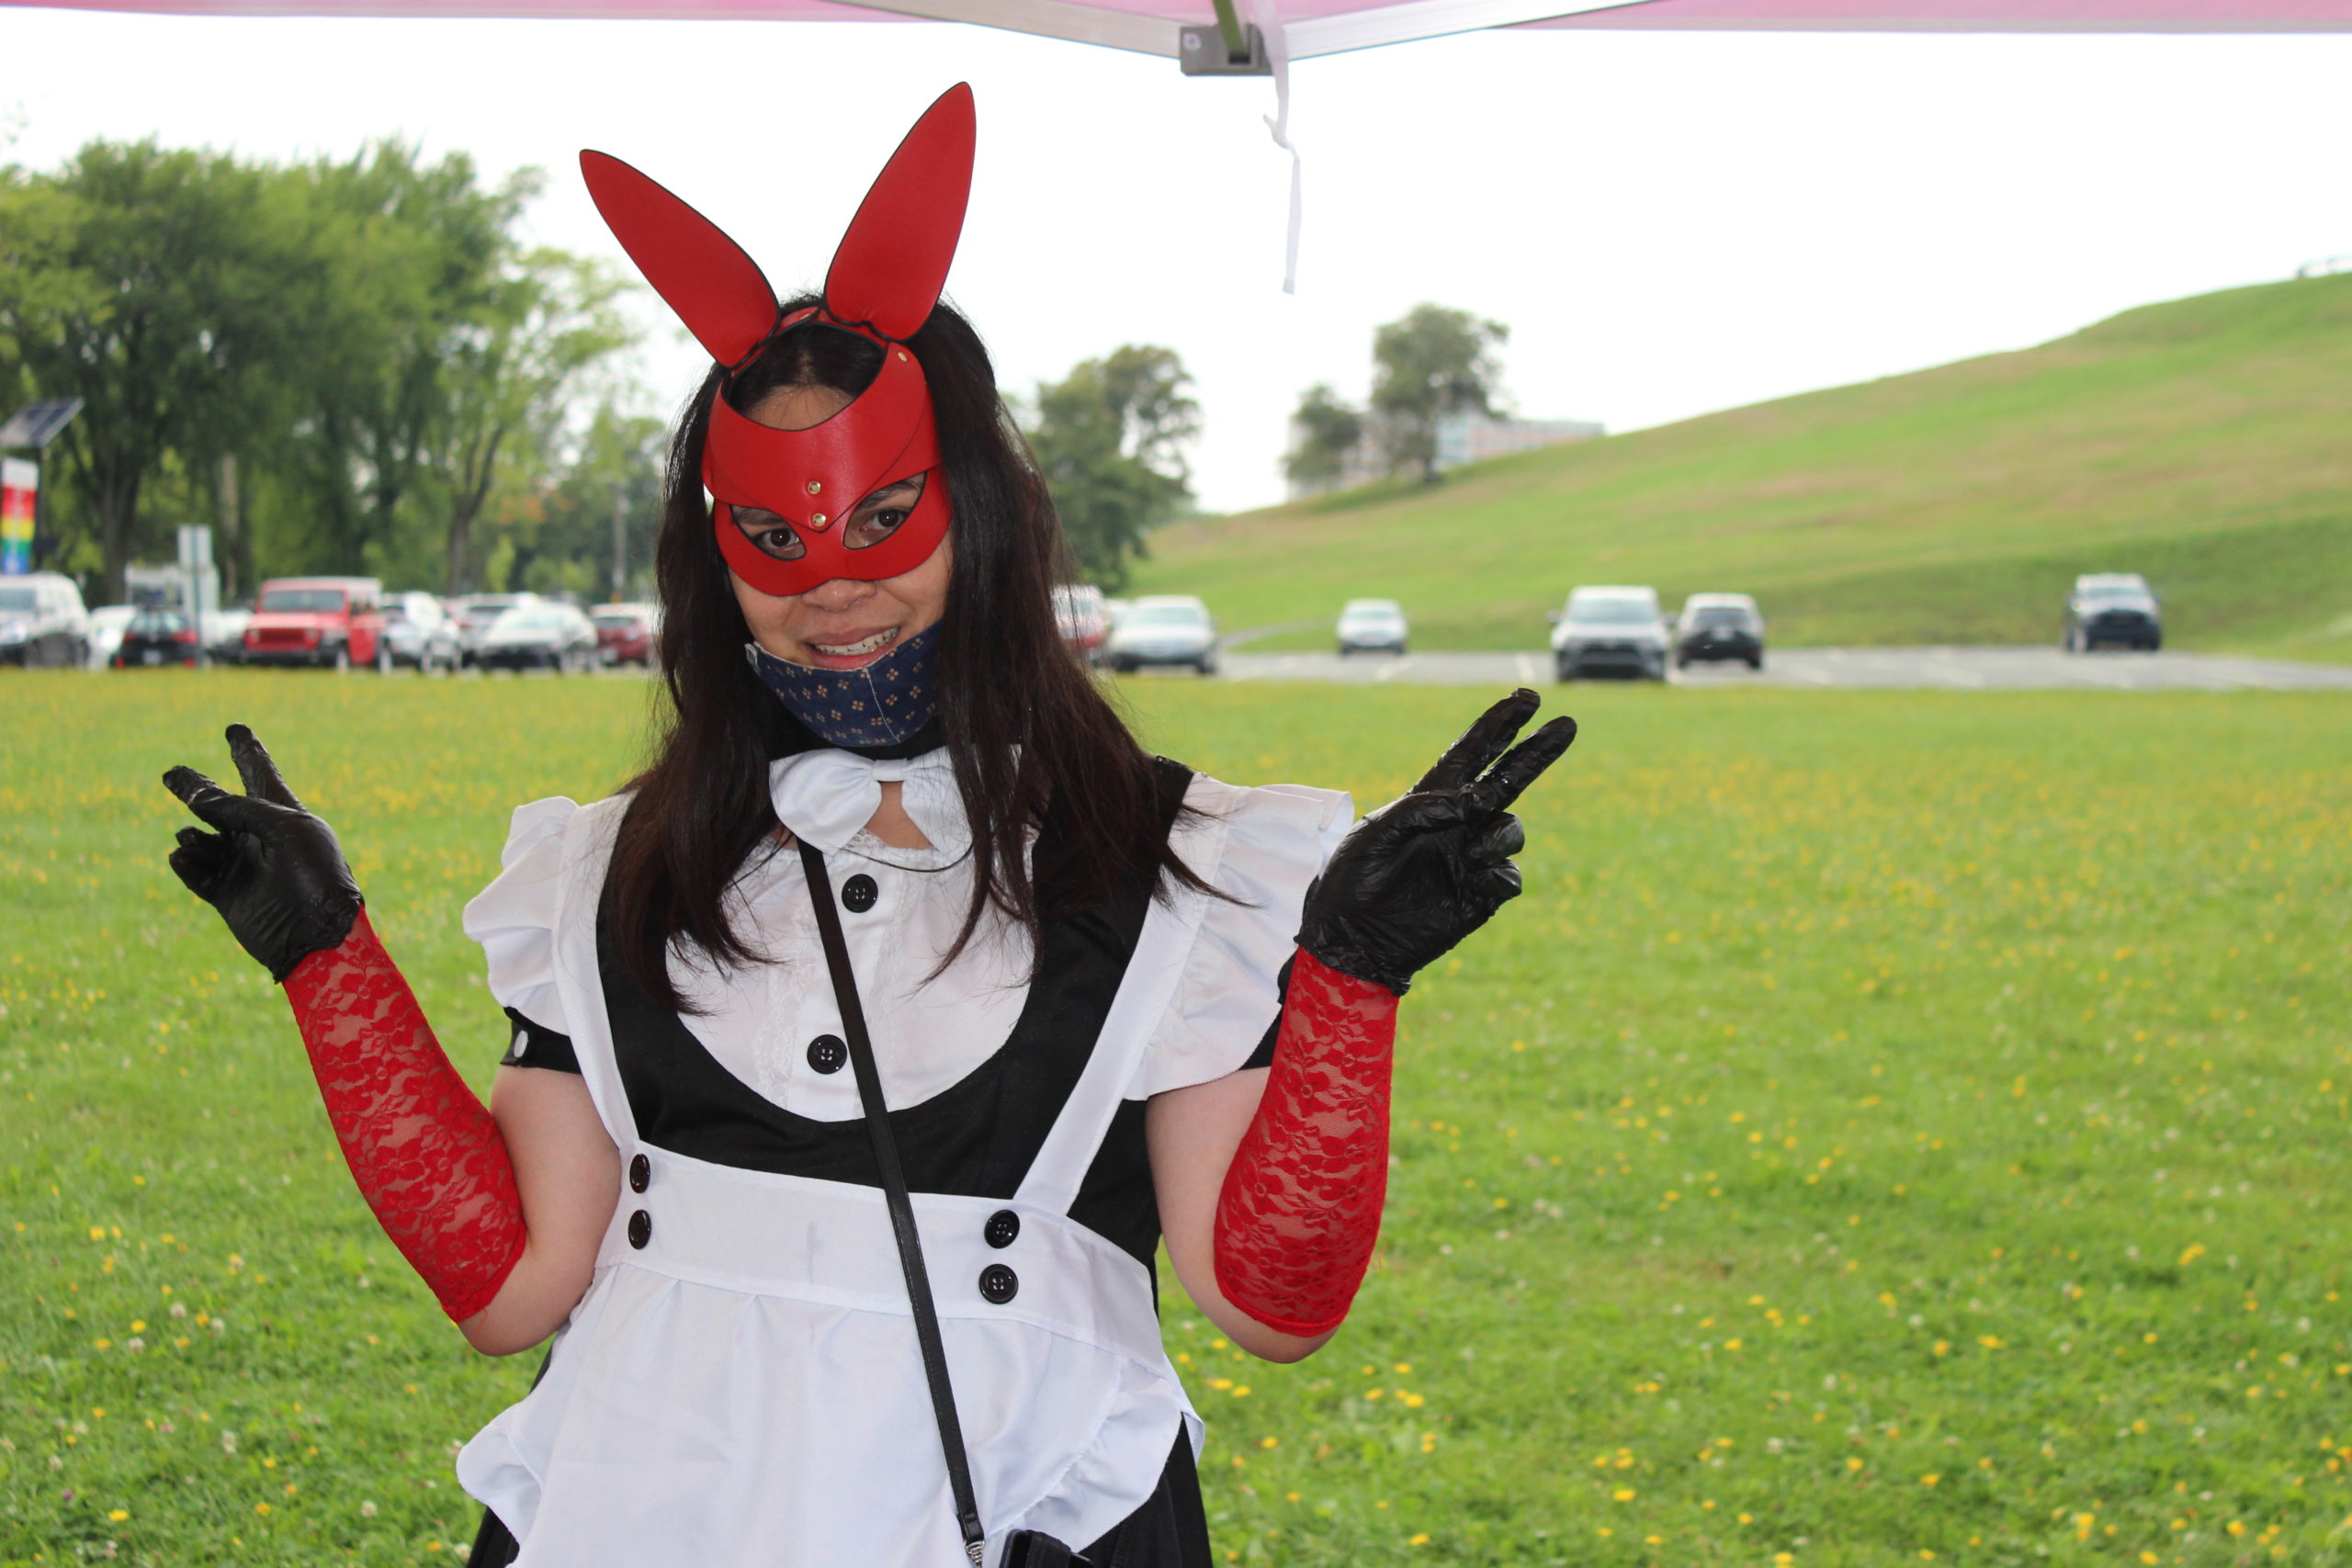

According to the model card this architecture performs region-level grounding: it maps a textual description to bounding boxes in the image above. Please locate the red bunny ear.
[581,150,776,368]
[824,84,977,342]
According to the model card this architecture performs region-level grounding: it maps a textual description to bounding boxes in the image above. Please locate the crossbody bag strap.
[798,840,989,1566]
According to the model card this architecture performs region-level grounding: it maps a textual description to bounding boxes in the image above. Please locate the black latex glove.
[162,725,363,983]
[1297,689,1576,995]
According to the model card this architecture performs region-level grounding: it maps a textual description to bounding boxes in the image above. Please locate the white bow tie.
[768,748,968,857]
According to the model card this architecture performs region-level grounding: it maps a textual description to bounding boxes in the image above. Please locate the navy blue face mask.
[745,622,942,749]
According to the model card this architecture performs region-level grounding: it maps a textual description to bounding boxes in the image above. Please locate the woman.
[160,85,1574,1568]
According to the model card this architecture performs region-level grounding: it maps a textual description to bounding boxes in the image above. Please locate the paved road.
[1211,647,2352,691]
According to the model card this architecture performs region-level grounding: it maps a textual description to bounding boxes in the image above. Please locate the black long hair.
[606,298,1201,1011]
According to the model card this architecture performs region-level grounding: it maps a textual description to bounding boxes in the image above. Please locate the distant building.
[1434,412,1605,469]
[1285,412,1604,500]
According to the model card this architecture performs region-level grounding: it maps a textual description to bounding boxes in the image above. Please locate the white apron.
[458,799,1207,1567]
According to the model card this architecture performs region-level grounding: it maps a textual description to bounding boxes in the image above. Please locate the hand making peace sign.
[1296,689,1577,996]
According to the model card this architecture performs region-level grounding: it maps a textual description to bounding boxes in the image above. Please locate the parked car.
[380,591,461,672]
[1674,592,1766,670]
[2065,572,2161,652]
[1104,595,1218,675]
[475,602,601,673]
[1336,597,1408,657]
[1551,584,1668,681]
[591,604,662,667]
[203,608,251,664]
[1052,584,1111,665]
[242,577,388,671]
[112,608,200,668]
[85,604,136,670]
[0,572,91,667]
[451,592,541,667]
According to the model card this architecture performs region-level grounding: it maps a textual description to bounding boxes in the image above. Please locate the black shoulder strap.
[798,840,988,1566]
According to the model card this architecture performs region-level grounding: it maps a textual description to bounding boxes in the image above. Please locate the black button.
[807,1034,847,1075]
[978,1264,1019,1304]
[841,874,879,913]
[984,1209,1021,1249]
[628,1154,650,1193]
[627,1210,651,1249]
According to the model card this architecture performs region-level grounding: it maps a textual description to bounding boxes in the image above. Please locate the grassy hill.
[1134,273,2352,659]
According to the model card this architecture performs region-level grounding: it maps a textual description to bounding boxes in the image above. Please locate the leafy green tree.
[429,249,635,593]
[1283,382,1364,492]
[0,136,644,599]
[262,142,538,580]
[1026,344,1199,590]
[0,142,292,596]
[1370,303,1509,484]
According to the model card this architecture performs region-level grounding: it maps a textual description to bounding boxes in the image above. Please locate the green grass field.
[1133,273,2352,661]
[5,671,2350,1567]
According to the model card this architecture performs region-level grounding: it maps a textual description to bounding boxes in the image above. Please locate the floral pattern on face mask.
[745,622,941,748]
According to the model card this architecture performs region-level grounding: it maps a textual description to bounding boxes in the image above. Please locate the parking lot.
[1214,646,2352,691]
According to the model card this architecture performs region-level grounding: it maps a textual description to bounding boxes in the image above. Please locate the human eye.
[731,506,806,560]
[845,477,925,550]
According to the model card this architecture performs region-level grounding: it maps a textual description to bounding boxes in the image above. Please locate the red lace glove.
[1212,950,1398,1338]
[164,727,526,1324]
[1213,694,1574,1338]
[284,911,526,1322]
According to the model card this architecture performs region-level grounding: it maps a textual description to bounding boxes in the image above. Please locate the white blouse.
[462,751,1351,1116]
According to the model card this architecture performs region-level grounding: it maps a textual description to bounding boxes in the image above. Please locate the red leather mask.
[581,85,975,598]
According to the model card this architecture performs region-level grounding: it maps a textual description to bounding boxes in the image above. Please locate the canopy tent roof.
[20,0,2352,57]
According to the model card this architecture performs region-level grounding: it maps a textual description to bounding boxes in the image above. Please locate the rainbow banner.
[0,460,36,577]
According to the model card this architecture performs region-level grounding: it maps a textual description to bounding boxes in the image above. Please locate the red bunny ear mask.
[581,84,977,598]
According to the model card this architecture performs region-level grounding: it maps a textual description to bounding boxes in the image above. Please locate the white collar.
[767,747,967,857]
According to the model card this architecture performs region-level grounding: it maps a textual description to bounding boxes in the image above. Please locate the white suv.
[1104,595,1218,676]
[1550,585,1668,682]
[0,572,91,668]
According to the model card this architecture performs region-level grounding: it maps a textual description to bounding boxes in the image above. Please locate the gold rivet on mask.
[807,480,822,495]
[810,513,829,526]
[897,351,910,362]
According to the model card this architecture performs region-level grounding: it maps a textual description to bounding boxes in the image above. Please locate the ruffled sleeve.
[460,796,580,1037]
[1127,775,1353,1099]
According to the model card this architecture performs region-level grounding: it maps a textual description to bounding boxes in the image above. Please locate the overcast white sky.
[6,11,2350,513]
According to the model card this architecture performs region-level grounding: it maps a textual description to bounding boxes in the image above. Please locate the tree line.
[0,139,657,602]
[1,137,1203,606]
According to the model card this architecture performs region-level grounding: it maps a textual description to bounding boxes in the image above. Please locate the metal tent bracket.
[1179,9,1271,72]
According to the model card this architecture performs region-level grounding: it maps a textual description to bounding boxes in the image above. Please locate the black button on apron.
[628,1153,650,1193]
[984,1209,1021,1249]
[978,1263,1019,1304]
[627,1210,652,1249]
[807,1033,847,1074]
[840,874,879,913]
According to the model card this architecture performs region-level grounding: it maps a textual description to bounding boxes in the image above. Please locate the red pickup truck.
[241,577,388,671]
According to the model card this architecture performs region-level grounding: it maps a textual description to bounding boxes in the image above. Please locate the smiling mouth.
[808,626,900,660]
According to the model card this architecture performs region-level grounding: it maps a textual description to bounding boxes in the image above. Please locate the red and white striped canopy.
[14,0,2352,56]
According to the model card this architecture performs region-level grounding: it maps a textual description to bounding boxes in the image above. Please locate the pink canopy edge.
[1542,0,2352,28]
[12,0,2352,23]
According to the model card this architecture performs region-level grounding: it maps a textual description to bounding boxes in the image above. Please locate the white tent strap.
[1241,0,1302,292]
